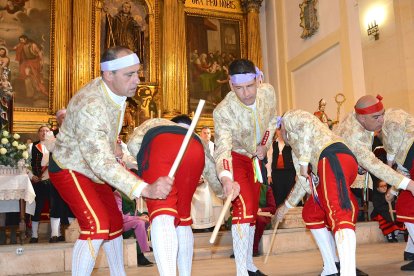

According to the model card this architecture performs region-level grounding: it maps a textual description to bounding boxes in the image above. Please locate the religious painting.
[0,0,51,109]
[186,14,242,114]
[100,0,150,82]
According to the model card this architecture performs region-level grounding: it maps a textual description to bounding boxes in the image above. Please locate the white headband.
[100,53,140,71]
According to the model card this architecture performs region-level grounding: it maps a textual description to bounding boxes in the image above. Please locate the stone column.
[241,0,263,69]
[162,0,187,115]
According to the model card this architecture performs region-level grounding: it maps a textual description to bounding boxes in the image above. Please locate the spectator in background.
[44,109,75,239]
[191,126,223,232]
[29,125,62,243]
[371,179,404,242]
[266,128,296,207]
[114,190,153,267]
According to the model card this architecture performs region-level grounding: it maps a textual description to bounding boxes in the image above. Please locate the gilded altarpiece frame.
[95,0,161,132]
[184,1,245,127]
[9,0,72,133]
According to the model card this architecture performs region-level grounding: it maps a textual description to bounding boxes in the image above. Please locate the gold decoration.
[299,0,319,39]
[334,93,346,123]
[162,0,187,115]
[245,3,263,69]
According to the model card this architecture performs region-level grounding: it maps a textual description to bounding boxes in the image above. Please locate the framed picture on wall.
[186,13,244,115]
[100,0,150,82]
[0,0,52,110]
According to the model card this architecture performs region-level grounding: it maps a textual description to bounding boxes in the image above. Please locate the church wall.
[262,0,366,121]
[260,0,414,118]
[358,0,414,113]
[284,0,340,61]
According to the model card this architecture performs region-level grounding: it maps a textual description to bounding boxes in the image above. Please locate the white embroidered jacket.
[52,77,144,199]
[213,83,278,180]
[282,109,344,207]
[335,111,406,189]
[382,108,414,168]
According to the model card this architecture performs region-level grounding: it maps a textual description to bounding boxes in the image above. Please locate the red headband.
[354,95,384,115]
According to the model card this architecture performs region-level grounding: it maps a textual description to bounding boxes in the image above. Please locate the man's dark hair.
[100,46,132,74]
[171,114,192,126]
[228,59,256,76]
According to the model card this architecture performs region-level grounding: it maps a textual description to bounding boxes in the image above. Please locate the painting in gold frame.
[0,0,53,111]
[186,11,244,115]
[100,0,151,82]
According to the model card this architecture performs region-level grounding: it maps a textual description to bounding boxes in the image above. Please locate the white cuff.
[398,177,410,190]
[132,182,149,198]
[299,161,309,167]
[387,153,396,162]
[390,188,399,196]
[285,201,294,209]
[219,170,233,182]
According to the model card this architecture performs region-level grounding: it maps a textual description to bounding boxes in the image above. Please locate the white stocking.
[102,236,126,276]
[232,223,249,276]
[405,222,414,253]
[246,225,258,272]
[176,226,194,276]
[151,215,178,276]
[310,228,338,275]
[328,230,340,263]
[72,239,103,276]
[335,229,356,276]
[50,217,60,237]
[31,221,39,238]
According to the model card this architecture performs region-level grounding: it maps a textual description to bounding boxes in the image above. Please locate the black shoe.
[137,253,153,267]
[336,263,367,276]
[248,270,267,276]
[386,233,395,243]
[57,236,65,242]
[49,236,59,243]
[391,232,399,242]
[356,267,369,276]
[401,260,414,271]
[405,251,414,261]
[255,270,267,276]
[29,237,38,243]
[335,262,340,272]
[230,253,235,258]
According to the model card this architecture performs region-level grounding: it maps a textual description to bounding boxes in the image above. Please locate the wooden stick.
[388,201,395,221]
[209,190,233,244]
[264,221,279,264]
[168,100,205,178]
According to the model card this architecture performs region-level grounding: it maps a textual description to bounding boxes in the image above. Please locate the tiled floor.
[39,242,414,276]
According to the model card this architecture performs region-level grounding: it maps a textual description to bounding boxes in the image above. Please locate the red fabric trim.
[261,130,270,145]
[223,159,230,171]
[35,143,43,153]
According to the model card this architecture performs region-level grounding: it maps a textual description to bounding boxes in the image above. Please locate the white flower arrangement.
[0,131,29,168]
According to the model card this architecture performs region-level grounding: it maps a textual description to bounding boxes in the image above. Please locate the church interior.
[1,0,414,275]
